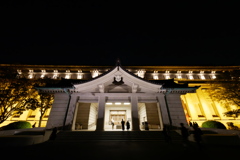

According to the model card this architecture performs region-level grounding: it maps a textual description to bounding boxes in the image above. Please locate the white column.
[131,95,140,131]
[96,94,105,131]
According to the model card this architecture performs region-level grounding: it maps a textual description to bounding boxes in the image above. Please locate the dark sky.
[1,1,239,66]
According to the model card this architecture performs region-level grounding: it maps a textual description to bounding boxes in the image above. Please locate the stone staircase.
[51,130,183,143]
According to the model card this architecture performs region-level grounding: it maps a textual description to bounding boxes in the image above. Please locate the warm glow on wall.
[53,74,58,79]
[180,87,240,129]
[17,70,22,74]
[200,75,205,80]
[211,75,216,79]
[91,70,99,78]
[153,75,159,79]
[65,74,70,79]
[77,74,82,79]
[28,70,34,79]
[137,70,145,78]
[177,75,182,79]
[165,75,170,79]
[189,75,194,79]
[153,70,159,79]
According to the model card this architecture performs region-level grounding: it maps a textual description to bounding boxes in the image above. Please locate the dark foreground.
[1,138,239,159]
[0,132,240,160]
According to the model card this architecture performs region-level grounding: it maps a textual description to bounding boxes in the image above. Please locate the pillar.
[96,94,105,131]
[131,95,140,131]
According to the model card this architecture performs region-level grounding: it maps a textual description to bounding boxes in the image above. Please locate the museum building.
[1,61,240,131]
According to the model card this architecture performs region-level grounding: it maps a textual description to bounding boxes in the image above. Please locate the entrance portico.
[71,93,163,131]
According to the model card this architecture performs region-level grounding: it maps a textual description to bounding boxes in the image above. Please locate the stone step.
[52,131,182,142]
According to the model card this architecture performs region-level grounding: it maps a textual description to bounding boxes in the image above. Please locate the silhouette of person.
[111,120,114,130]
[193,122,199,127]
[189,121,193,127]
[192,124,203,149]
[180,123,189,148]
[163,125,171,143]
[121,119,125,130]
[126,121,130,130]
[50,127,58,140]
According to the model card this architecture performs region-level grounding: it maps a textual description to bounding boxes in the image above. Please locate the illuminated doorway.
[110,110,126,126]
[104,102,131,131]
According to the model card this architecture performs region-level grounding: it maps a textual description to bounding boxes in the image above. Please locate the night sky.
[1,1,239,66]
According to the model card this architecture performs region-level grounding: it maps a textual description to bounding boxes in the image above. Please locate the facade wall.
[2,86,240,130]
[181,87,240,129]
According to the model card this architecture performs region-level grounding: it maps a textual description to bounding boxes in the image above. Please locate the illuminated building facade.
[0,62,240,131]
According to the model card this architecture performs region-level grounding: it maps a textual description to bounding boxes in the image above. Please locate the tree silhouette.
[207,70,240,117]
[34,93,54,127]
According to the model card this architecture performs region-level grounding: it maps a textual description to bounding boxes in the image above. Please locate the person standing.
[111,120,115,130]
[121,119,125,131]
[49,127,58,140]
[189,121,193,127]
[126,121,130,130]
[192,124,203,149]
[163,125,171,143]
[180,123,190,148]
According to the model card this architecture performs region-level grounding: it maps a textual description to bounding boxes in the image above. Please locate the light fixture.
[189,75,194,79]
[165,75,170,79]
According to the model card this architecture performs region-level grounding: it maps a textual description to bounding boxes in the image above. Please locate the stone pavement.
[1,130,240,159]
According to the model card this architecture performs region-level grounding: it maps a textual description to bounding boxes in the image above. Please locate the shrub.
[201,120,226,129]
[3,121,32,130]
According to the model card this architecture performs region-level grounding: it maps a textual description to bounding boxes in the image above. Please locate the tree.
[207,70,240,117]
[0,78,40,124]
[202,120,226,129]
[0,67,54,125]
[33,93,54,127]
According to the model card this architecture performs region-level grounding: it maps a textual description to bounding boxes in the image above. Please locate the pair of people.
[180,123,203,149]
[121,119,130,130]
